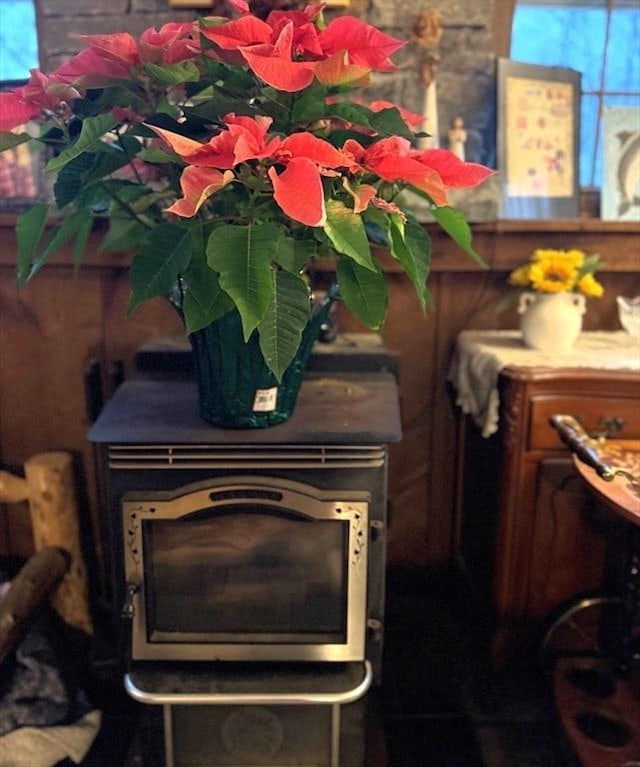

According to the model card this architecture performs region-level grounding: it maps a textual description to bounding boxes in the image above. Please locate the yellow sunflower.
[529,258,578,293]
[508,264,532,287]
[576,273,604,298]
[531,248,585,269]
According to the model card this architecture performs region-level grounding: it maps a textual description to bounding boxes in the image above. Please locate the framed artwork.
[169,0,350,8]
[497,58,581,220]
[169,0,216,7]
[601,106,640,222]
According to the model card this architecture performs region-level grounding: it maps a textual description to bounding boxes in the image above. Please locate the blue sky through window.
[0,0,39,82]
[512,2,640,187]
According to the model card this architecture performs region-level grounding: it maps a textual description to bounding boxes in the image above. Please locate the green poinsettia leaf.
[431,206,487,268]
[89,151,132,181]
[389,216,432,310]
[0,131,31,153]
[98,216,148,253]
[336,256,388,330]
[53,153,97,209]
[127,223,192,314]
[74,179,137,211]
[274,236,316,274]
[137,146,179,164]
[291,84,327,123]
[46,113,118,174]
[324,200,375,271]
[54,144,136,210]
[145,60,200,85]
[28,209,94,282]
[369,107,414,139]
[16,203,49,289]
[258,270,311,381]
[206,223,278,340]
[182,250,234,335]
[325,103,373,130]
[72,212,93,273]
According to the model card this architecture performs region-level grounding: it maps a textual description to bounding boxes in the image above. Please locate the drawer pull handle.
[590,416,627,440]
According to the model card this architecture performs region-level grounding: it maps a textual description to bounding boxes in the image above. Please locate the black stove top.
[88,373,402,446]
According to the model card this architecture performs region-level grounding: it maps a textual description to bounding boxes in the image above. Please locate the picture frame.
[169,0,215,8]
[497,58,581,220]
[601,105,640,222]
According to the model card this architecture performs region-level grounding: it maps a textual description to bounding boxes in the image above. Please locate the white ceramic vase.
[518,291,586,353]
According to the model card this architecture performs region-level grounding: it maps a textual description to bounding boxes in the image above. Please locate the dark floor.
[378,565,568,767]
[48,564,569,767]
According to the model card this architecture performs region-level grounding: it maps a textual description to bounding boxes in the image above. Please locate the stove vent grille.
[108,444,386,470]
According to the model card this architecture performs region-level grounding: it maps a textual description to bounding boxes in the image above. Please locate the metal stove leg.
[163,704,175,767]
[330,703,341,767]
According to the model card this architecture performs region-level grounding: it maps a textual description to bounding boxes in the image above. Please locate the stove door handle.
[121,582,140,619]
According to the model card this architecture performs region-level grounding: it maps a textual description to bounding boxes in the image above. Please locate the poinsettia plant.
[1,0,493,380]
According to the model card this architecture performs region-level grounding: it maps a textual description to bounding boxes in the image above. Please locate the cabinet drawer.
[529,395,640,450]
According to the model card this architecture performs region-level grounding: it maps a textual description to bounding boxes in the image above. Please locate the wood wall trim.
[1,220,638,273]
[493,0,515,57]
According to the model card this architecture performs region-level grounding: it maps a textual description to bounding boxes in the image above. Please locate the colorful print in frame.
[497,58,580,220]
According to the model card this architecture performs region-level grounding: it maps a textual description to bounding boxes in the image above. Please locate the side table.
[450,331,640,667]
[548,417,640,766]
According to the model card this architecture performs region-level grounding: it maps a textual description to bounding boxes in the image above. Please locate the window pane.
[580,94,599,187]
[0,0,39,82]
[605,7,640,91]
[512,4,607,91]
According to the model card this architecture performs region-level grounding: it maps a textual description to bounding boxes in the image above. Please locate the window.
[511,0,640,188]
[0,0,39,83]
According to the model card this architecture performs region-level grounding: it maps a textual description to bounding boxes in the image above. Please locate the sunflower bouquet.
[508,249,604,298]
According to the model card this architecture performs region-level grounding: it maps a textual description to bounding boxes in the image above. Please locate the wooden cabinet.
[456,366,640,668]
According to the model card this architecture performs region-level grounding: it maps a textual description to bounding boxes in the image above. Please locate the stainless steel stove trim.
[109,443,386,470]
[123,660,372,706]
[131,663,373,767]
[123,477,370,663]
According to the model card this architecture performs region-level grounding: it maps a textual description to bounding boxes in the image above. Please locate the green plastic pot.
[188,289,337,428]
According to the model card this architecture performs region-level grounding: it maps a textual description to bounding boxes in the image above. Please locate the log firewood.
[0,547,70,664]
[0,452,93,635]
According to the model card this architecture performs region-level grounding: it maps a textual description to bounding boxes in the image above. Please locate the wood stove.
[123,477,369,663]
[88,349,400,767]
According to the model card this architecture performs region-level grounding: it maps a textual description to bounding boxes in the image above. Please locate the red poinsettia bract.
[149,112,493,227]
[148,115,363,226]
[201,8,405,92]
[0,69,80,131]
[342,137,493,208]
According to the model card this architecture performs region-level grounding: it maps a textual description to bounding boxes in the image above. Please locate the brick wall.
[36,0,497,163]
[36,0,226,71]
[360,0,496,165]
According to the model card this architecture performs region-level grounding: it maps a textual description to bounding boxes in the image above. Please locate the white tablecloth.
[449,330,640,438]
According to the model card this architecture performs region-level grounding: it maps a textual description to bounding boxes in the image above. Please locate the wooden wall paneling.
[0,265,105,567]
[428,270,510,563]
[492,0,515,57]
[582,271,640,331]
[329,270,439,566]
[100,268,185,384]
[380,274,438,566]
[1,502,34,559]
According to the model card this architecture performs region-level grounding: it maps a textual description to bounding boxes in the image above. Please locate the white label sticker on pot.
[253,387,278,412]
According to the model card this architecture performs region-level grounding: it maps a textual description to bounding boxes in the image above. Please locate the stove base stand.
[125,662,371,767]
